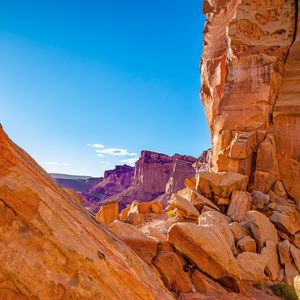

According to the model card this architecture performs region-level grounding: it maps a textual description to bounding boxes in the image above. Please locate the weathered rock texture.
[200,0,300,201]
[0,125,174,300]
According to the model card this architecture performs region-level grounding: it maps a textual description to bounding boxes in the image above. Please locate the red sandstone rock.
[200,0,299,200]
[0,126,174,299]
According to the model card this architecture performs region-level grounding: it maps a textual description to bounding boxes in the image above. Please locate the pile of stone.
[108,170,300,298]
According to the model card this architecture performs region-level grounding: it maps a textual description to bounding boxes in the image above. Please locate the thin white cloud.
[99,161,110,165]
[121,157,139,165]
[45,161,70,166]
[97,148,138,156]
[96,153,104,157]
[87,143,104,148]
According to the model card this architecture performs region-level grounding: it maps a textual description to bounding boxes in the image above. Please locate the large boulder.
[191,270,227,294]
[199,210,235,250]
[261,240,281,281]
[177,187,219,212]
[278,240,299,286]
[251,191,270,210]
[229,222,249,242]
[269,203,300,235]
[167,194,200,219]
[95,202,119,225]
[196,171,248,199]
[227,191,252,222]
[237,236,257,253]
[236,252,268,282]
[245,211,278,251]
[153,251,194,293]
[108,220,158,264]
[168,223,240,281]
[290,245,300,273]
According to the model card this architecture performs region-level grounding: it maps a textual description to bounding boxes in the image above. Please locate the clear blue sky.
[0,0,210,177]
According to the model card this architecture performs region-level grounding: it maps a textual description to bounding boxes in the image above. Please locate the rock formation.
[51,173,102,193]
[0,125,174,300]
[82,164,134,212]
[104,150,198,209]
[200,0,300,202]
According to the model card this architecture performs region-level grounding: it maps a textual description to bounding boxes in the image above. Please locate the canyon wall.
[200,0,300,201]
[105,150,198,209]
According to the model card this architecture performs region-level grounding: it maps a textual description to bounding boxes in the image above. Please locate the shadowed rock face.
[0,125,174,300]
[82,165,134,212]
[200,0,300,200]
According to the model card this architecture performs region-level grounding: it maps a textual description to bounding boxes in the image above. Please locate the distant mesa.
[51,150,209,213]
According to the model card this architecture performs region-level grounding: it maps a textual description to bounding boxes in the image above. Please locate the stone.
[167,194,200,219]
[177,187,219,212]
[246,211,278,251]
[278,156,300,202]
[268,190,290,205]
[101,151,198,209]
[290,245,300,273]
[236,252,268,282]
[217,198,230,206]
[119,205,131,221]
[168,223,240,281]
[95,202,119,225]
[251,191,270,210]
[108,220,158,264]
[227,191,252,222]
[199,210,235,250]
[261,240,281,281]
[237,236,257,253]
[293,232,300,248]
[185,177,196,189]
[0,127,173,300]
[273,181,288,199]
[229,222,248,242]
[153,251,194,293]
[294,276,300,299]
[191,270,227,294]
[196,171,248,199]
[63,188,83,204]
[269,204,300,235]
[278,240,298,286]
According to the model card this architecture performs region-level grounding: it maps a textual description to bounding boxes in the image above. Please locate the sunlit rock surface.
[0,125,174,300]
[200,0,300,200]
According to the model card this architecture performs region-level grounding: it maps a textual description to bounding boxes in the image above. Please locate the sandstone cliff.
[82,164,134,212]
[0,125,174,300]
[105,150,198,209]
[200,0,300,201]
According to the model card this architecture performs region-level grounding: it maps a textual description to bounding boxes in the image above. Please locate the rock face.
[200,0,300,200]
[106,150,198,209]
[82,164,134,212]
[0,126,174,300]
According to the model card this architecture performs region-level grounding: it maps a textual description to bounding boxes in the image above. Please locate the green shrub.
[271,283,298,300]
[167,210,175,218]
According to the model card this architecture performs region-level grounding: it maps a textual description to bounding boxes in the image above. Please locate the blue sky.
[0,0,210,177]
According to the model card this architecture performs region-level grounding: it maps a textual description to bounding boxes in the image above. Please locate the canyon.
[0,0,300,299]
